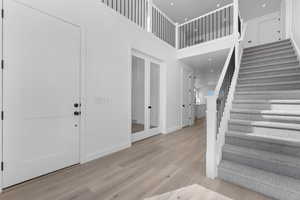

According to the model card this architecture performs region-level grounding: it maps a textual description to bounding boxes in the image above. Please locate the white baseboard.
[82,142,131,163]
[163,125,182,134]
[291,35,300,58]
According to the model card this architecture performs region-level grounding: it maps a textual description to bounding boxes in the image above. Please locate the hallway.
[0,119,271,200]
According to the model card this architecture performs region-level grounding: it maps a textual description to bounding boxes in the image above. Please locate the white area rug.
[145,184,233,200]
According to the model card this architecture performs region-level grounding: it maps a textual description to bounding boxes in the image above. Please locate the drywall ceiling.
[180,48,230,89]
[153,0,233,24]
[240,0,282,21]
[153,0,281,24]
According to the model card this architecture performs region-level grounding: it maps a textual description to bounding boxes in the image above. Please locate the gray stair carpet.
[218,39,300,200]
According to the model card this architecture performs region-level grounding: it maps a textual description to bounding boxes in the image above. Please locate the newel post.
[206,94,218,179]
[147,0,153,33]
[175,23,179,49]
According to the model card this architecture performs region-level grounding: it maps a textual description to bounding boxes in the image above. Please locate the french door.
[2,0,81,187]
[182,68,193,127]
[131,52,161,142]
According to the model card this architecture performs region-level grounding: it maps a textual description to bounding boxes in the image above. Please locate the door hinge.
[1,111,4,120]
[1,9,4,19]
[1,60,4,69]
[1,162,3,171]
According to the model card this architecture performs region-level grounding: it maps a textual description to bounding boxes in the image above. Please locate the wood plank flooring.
[0,119,273,200]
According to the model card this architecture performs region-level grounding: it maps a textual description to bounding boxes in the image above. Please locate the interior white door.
[182,69,190,127]
[131,53,161,142]
[258,17,281,45]
[3,1,81,187]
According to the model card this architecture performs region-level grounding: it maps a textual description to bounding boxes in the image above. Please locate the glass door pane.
[149,62,160,130]
[131,56,145,134]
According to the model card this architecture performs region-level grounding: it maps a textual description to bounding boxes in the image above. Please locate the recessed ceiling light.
[170,2,174,6]
[217,4,220,7]
[185,18,188,21]
[262,3,266,8]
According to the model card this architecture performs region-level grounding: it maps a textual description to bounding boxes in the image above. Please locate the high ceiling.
[153,0,282,24]
[239,0,282,21]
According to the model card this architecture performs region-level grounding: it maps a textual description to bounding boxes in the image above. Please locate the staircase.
[218,39,300,200]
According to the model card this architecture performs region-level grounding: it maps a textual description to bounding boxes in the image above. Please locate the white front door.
[3,1,81,187]
[258,16,281,45]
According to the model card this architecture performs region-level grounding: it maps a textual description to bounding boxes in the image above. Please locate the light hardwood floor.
[0,119,272,200]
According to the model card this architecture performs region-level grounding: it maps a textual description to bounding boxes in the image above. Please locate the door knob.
[74,111,81,116]
[74,103,81,108]
[148,106,152,109]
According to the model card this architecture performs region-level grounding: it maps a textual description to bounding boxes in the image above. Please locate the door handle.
[148,106,152,109]
[74,111,81,116]
[74,103,81,108]
[182,105,185,108]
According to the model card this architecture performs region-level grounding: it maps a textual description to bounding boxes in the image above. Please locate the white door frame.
[0,0,86,190]
[131,50,162,142]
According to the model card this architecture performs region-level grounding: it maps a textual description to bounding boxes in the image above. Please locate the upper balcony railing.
[152,5,176,47]
[101,0,149,29]
[101,1,241,49]
[178,4,234,49]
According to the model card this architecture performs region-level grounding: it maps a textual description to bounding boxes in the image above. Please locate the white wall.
[292,0,300,49]
[5,0,187,164]
[281,0,286,39]
[243,12,282,48]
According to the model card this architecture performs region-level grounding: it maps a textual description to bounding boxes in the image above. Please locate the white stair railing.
[206,0,245,179]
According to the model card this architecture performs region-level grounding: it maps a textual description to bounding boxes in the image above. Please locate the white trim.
[83,142,131,163]
[179,3,234,26]
[132,130,161,142]
[177,35,235,59]
[291,34,300,59]
[206,96,217,179]
[163,125,182,134]
[79,26,87,164]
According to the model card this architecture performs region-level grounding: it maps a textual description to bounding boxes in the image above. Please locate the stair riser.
[244,42,292,54]
[231,113,300,124]
[240,62,299,72]
[242,53,295,64]
[239,68,300,78]
[242,50,295,62]
[242,57,298,67]
[228,124,300,140]
[218,168,300,200]
[244,46,293,57]
[236,84,300,92]
[223,151,300,179]
[232,103,300,110]
[235,93,300,100]
[225,136,300,157]
[238,76,300,84]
